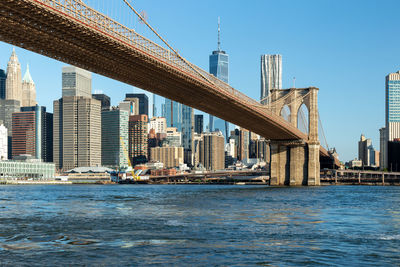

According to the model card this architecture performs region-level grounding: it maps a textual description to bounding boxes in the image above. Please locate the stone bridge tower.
[265,87,320,186]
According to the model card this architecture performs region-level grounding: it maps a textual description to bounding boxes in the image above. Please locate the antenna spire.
[218,17,221,51]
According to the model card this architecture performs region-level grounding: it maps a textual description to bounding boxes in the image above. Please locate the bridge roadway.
[0,0,336,164]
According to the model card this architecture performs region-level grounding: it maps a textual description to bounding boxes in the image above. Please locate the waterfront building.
[0,155,55,180]
[12,106,53,162]
[199,131,225,171]
[0,122,7,160]
[5,49,22,104]
[165,127,182,147]
[128,114,148,165]
[54,96,101,170]
[150,146,184,168]
[66,166,113,183]
[101,109,129,169]
[149,117,167,134]
[119,100,139,116]
[92,94,111,110]
[0,69,6,99]
[62,66,92,97]
[209,18,229,137]
[126,93,148,116]
[21,65,37,107]
[195,114,203,134]
[349,159,362,168]
[260,54,282,101]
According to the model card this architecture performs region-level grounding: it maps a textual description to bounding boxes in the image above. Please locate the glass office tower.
[209,18,229,142]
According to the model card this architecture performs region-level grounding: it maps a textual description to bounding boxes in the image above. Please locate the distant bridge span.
[0,0,339,184]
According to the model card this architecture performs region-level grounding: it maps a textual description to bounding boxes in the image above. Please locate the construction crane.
[120,136,140,181]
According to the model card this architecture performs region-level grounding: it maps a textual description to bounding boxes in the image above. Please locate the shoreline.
[1,180,400,186]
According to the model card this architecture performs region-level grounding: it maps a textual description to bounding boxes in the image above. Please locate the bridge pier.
[270,143,288,186]
[270,140,320,186]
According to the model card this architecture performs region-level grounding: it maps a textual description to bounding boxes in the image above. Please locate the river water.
[0,185,399,266]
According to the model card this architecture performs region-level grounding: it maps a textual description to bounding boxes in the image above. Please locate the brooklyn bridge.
[0,0,340,185]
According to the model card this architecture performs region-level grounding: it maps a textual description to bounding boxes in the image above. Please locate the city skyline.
[0,0,399,161]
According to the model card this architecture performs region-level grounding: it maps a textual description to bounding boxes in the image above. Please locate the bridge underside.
[0,0,339,173]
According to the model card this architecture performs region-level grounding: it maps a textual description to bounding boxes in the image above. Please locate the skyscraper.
[164,98,182,129]
[0,99,20,158]
[21,65,37,107]
[199,131,225,171]
[128,115,148,165]
[62,66,92,97]
[6,48,22,103]
[152,93,157,117]
[261,54,282,101]
[209,18,229,140]
[194,114,203,134]
[54,96,101,170]
[358,134,373,167]
[182,104,194,165]
[92,94,111,110]
[126,93,149,116]
[386,71,400,141]
[0,69,6,100]
[54,67,100,170]
[380,127,386,169]
[238,128,250,161]
[164,98,194,164]
[101,109,129,169]
[12,106,52,162]
[384,71,400,170]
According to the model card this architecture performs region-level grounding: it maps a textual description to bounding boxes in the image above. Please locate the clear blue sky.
[0,0,399,162]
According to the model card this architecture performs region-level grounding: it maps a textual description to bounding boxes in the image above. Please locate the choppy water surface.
[0,185,399,266]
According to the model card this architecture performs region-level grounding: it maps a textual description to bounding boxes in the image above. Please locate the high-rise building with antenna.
[209,17,229,142]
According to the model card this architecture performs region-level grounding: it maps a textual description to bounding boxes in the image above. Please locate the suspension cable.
[318,111,329,150]
[121,0,217,87]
